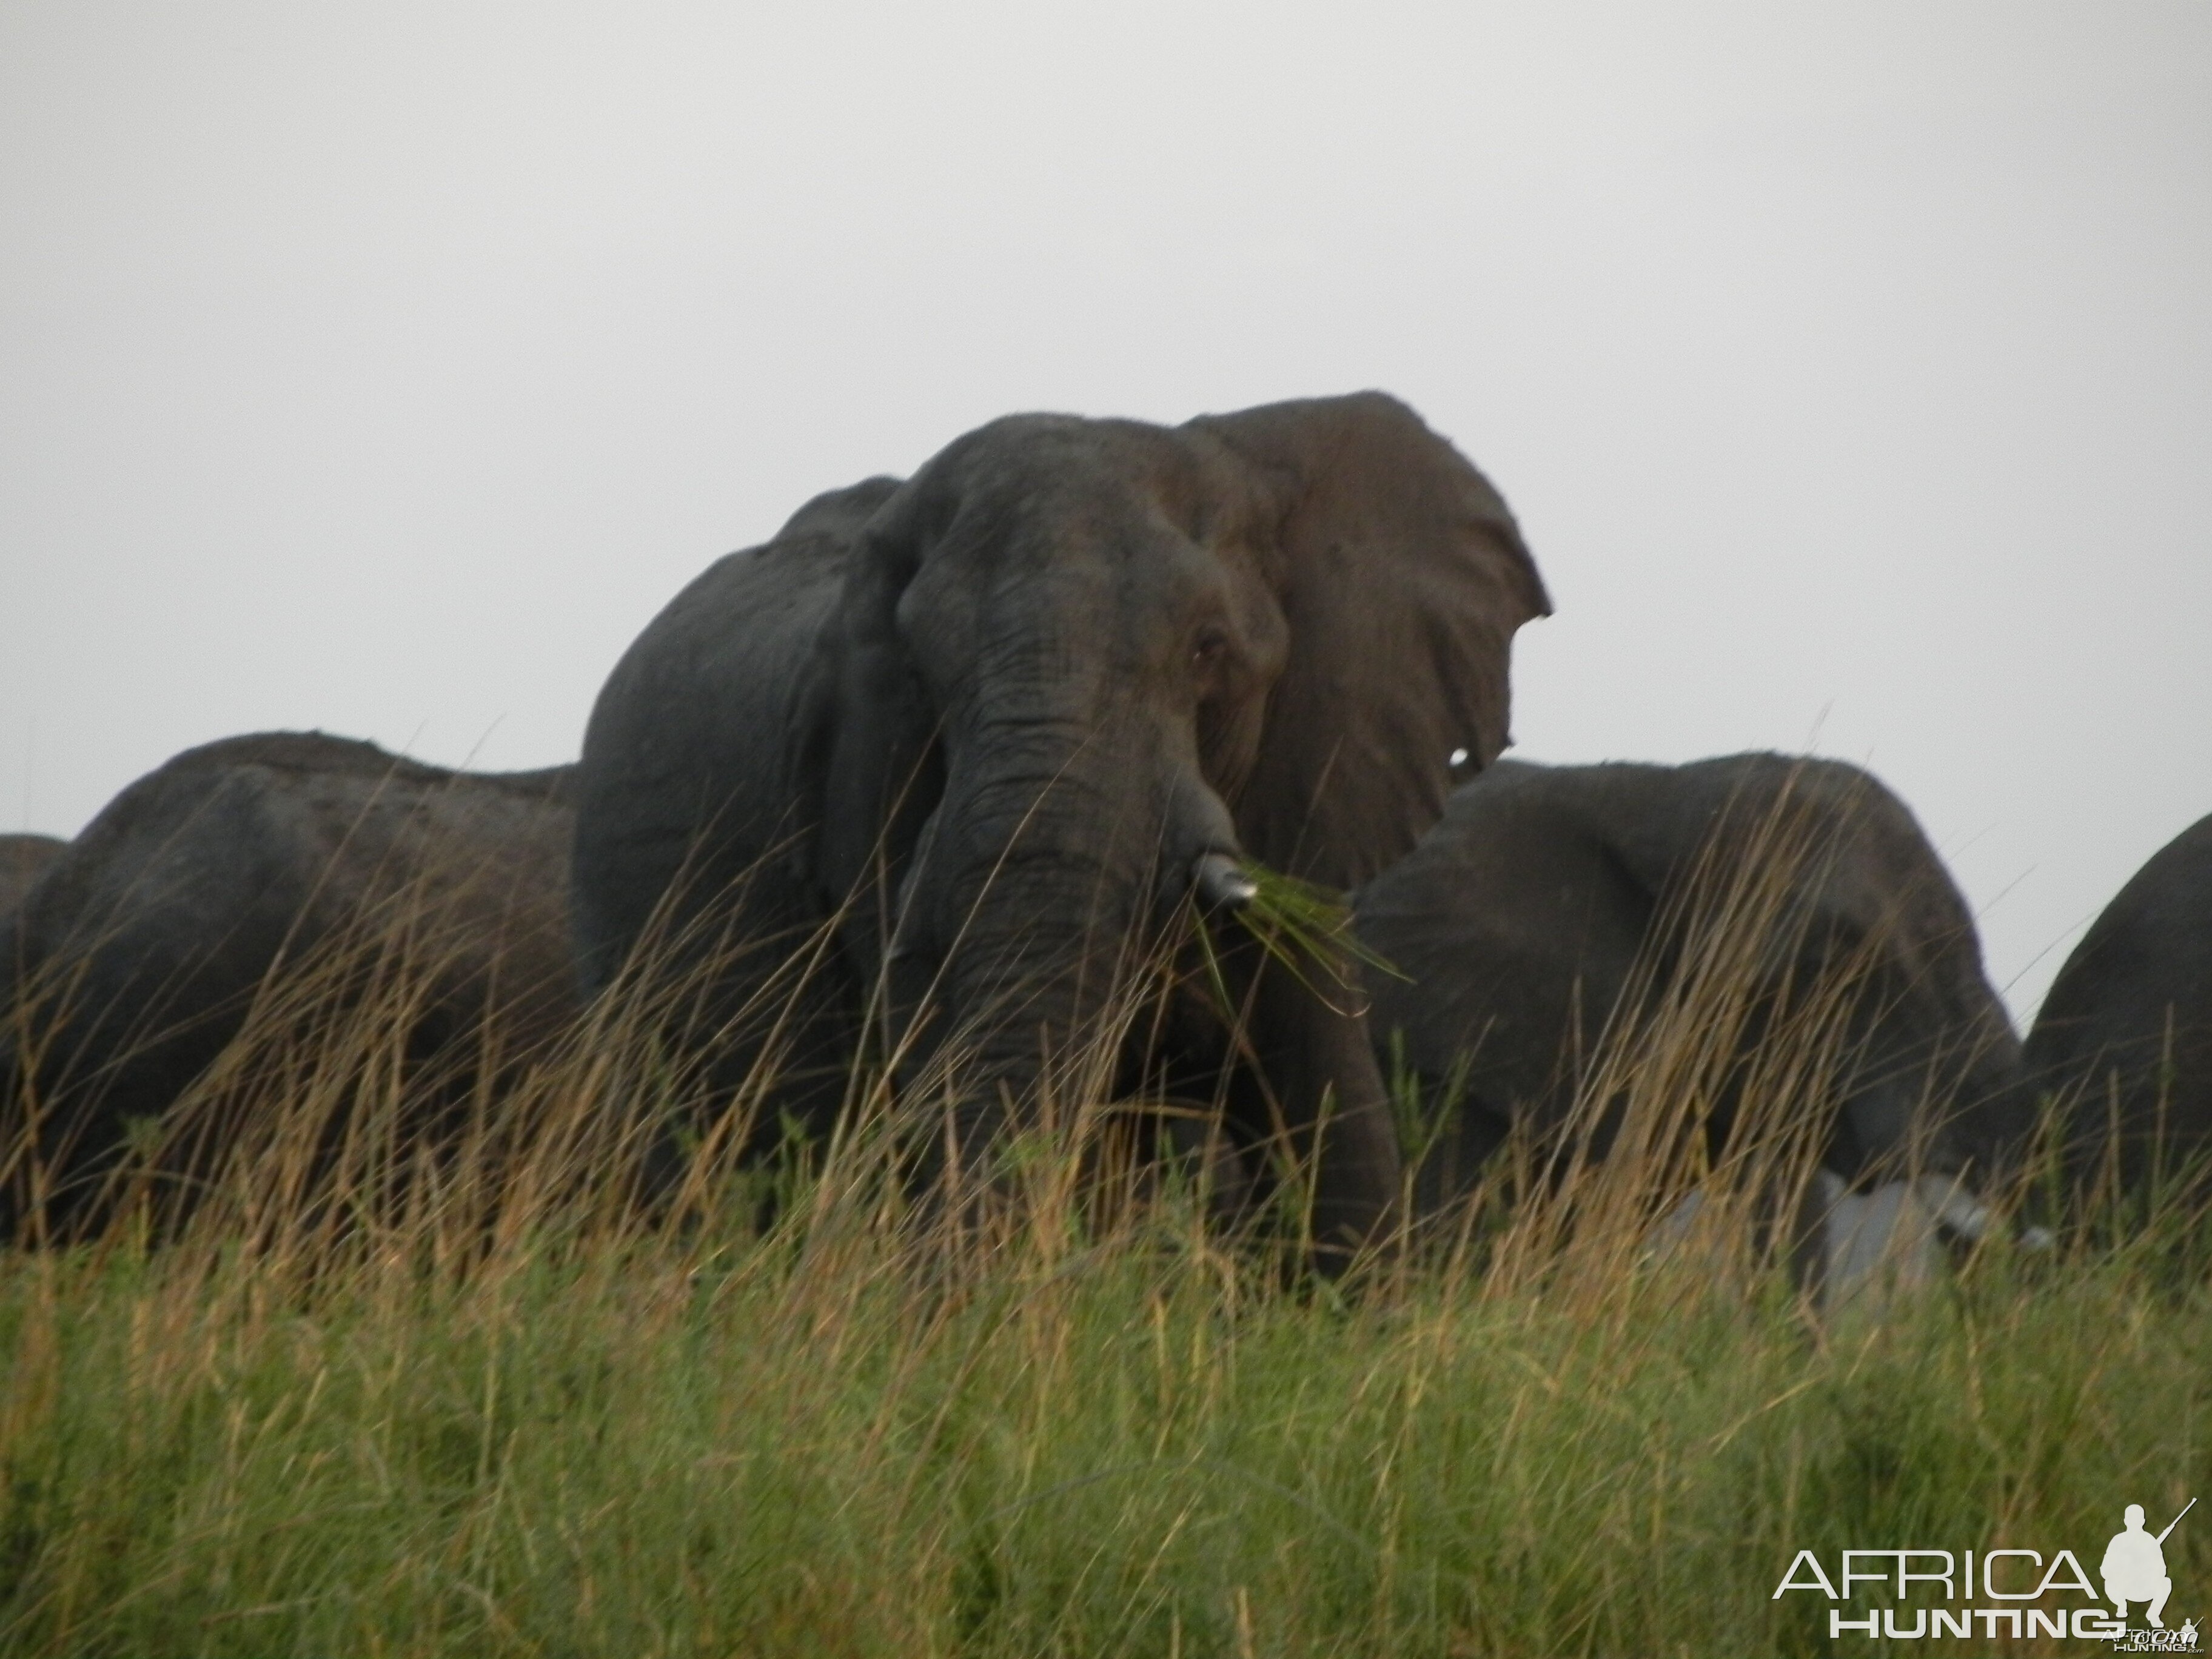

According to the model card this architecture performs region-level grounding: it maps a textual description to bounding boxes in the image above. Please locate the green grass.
[2,1164,2208,1656]
[3,835,2209,1657]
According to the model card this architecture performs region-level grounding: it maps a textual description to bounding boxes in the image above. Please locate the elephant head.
[830,394,1547,1234]
[574,392,1548,1259]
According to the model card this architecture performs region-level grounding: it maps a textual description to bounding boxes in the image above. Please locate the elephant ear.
[813,477,945,927]
[1192,392,1550,890]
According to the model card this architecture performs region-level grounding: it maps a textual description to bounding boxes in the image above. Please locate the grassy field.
[4,1156,2206,1657]
[2,859,2207,1657]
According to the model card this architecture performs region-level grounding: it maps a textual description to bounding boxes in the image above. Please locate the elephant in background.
[1353,754,2032,1299]
[1,732,578,1238]
[572,392,1550,1261]
[2026,812,2212,1203]
[0,834,65,916]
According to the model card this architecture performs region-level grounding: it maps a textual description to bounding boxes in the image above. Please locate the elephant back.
[2,731,578,1237]
[2026,812,2212,1196]
[1356,759,1663,1125]
[1355,752,2026,1192]
[0,834,65,918]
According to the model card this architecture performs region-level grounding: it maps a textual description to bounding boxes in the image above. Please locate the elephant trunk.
[889,734,1399,1271]
[933,869,1155,1186]
[899,755,1184,1178]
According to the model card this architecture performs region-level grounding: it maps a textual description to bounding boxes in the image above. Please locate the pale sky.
[2,2,2206,1024]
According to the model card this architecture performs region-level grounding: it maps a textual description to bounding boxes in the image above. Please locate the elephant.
[2025,812,2212,1204]
[572,392,1550,1261]
[0,834,65,916]
[1352,754,2033,1298]
[0,732,578,1238]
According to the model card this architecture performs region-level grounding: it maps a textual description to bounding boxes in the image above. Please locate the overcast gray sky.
[1,2,2205,1023]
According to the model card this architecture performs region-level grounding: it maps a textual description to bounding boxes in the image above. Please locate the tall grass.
[1,825,2207,1657]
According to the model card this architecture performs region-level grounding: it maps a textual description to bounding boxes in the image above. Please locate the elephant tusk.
[1191,850,1259,911]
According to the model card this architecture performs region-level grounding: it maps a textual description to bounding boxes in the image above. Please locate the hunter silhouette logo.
[1773,1496,2197,1647]
[2105,1500,2197,1654]
[2104,1501,2189,1628]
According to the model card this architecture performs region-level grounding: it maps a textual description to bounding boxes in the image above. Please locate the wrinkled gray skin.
[1353,755,2030,1284]
[1,733,578,1237]
[0,835,65,917]
[2026,813,2212,1201]
[573,392,1549,1262]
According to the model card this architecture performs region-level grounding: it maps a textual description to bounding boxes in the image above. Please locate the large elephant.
[0,834,65,916]
[1352,754,2031,1290]
[1,732,577,1237]
[2025,813,2212,1202]
[572,392,1550,1259]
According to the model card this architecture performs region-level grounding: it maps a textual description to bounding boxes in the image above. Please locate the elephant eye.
[1191,630,1229,668]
